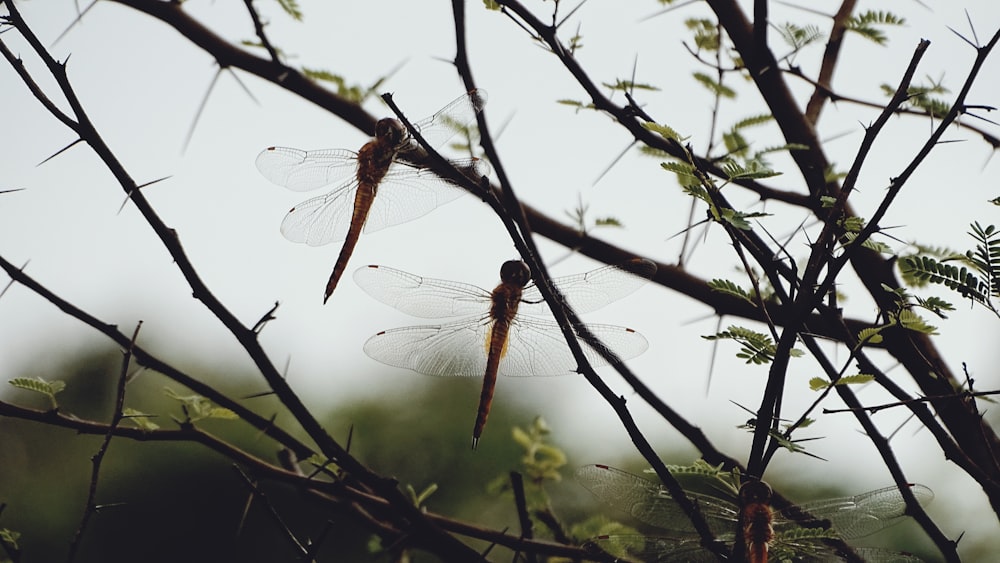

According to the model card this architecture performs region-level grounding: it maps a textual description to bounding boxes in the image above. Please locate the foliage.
[163,387,239,423]
[703,326,804,365]
[272,0,303,21]
[845,10,906,45]
[900,222,1000,316]
[708,278,755,305]
[2,1,999,561]
[8,376,65,409]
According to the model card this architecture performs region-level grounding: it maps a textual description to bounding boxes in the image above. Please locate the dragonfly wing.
[777,484,933,539]
[576,322,649,366]
[576,465,739,536]
[409,89,488,150]
[498,319,647,377]
[847,547,925,562]
[279,179,358,246]
[361,162,467,234]
[353,265,491,318]
[520,259,656,315]
[363,318,491,377]
[585,535,723,563]
[256,147,359,192]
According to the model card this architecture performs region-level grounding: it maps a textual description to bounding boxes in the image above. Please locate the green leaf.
[722,130,749,156]
[861,238,893,254]
[511,426,532,449]
[708,279,755,305]
[808,377,829,391]
[900,255,989,303]
[898,309,938,335]
[510,417,566,484]
[857,327,884,344]
[731,114,773,131]
[840,216,865,233]
[839,374,875,386]
[846,11,905,45]
[915,295,955,318]
[721,159,780,180]
[882,78,951,115]
[719,209,770,231]
[123,407,160,431]
[300,69,379,104]
[0,528,20,550]
[274,0,303,21]
[163,387,238,423]
[692,72,736,98]
[703,326,798,365]
[775,22,825,50]
[661,160,700,188]
[601,79,660,92]
[557,99,591,110]
[8,376,65,408]
[207,407,240,420]
[808,374,874,391]
[405,482,439,507]
[685,18,720,51]
[644,122,688,143]
[482,0,501,10]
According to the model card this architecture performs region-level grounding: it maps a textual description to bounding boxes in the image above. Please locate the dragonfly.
[353,259,656,448]
[256,89,487,303]
[576,464,934,562]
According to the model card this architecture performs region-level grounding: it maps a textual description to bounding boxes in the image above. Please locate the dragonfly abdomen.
[323,183,376,303]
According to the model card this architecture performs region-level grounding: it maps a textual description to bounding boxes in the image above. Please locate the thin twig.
[67,322,143,563]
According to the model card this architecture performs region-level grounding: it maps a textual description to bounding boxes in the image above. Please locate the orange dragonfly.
[576,464,933,562]
[256,90,487,303]
[353,259,656,448]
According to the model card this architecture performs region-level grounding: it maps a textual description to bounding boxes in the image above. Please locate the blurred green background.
[0,345,961,562]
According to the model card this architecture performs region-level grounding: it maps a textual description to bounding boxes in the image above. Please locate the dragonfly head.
[375,118,407,147]
[499,260,531,287]
[739,480,773,505]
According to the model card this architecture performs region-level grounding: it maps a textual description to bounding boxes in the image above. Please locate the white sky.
[2,0,1000,558]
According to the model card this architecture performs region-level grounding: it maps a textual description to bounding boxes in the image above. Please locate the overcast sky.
[2,0,1000,557]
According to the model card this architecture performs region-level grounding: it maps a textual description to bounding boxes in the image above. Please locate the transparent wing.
[353,265,491,318]
[364,317,646,377]
[408,89,488,150]
[848,548,926,562]
[502,318,648,376]
[520,259,656,315]
[585,535,722,563]
[364,318,492,377]
[279,178,359,246]
[255,147,359,192]
[361,160,469,234]
[576,465,738,536]
[775,484,934,539]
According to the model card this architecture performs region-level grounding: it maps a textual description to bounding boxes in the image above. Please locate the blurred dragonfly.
[354,259,656,448]
[576,464,933,562]
[256,89,487,303]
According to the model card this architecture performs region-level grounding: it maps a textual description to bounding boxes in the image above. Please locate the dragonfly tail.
[323,195,370,304]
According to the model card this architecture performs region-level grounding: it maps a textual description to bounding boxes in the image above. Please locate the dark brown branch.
[67,322,143,563]
[804,0,858,124]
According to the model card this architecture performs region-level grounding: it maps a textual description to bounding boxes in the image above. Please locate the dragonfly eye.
[499,260,531,286]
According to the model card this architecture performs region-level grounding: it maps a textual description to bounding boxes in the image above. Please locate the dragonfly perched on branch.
[354,259,656,448]
[576,464,933,562]
[256,89,487,303]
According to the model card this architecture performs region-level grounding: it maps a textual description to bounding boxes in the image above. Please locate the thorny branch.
[3,0,1000,561]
